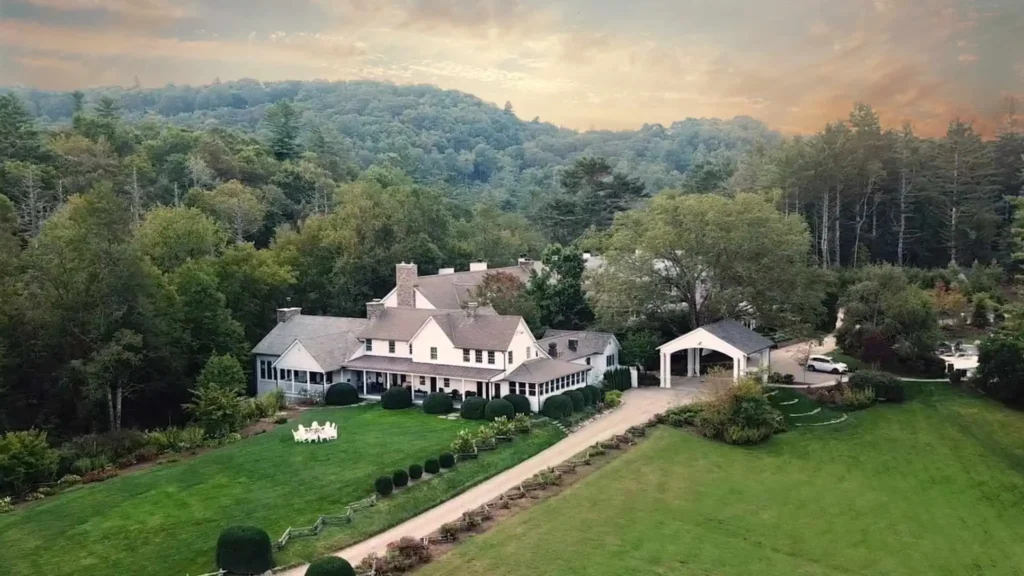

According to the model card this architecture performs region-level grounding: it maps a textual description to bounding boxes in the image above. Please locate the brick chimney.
[547,342,558,358]
[366,299,385,321]
[518,257,535,274]
[466,301,479,320]
[395,262,418,308]
[277,307,301,324]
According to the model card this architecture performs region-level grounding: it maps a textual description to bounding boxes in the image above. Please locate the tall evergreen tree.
[264,100,301,161]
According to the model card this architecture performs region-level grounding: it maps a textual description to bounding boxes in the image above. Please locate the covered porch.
[657,320,774,387]
[343,356,505,403]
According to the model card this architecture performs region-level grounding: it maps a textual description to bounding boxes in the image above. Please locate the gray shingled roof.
[503,358,591,383]
[414,265,534,310]
[537,329,616,361]
[358,307,519,351]
[251,316,369,371]
[700,319,774,354]
[343,356,504,381]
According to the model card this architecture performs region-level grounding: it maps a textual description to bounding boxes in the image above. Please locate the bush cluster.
[563,390,585,412]
[502,394,531,415]
[459,396,487,420]
[0,430,60,496]
[325,383,360,406]
[603,390,623,408]
[602,367,632,391]
[450,430,476,454]
[484,398,515,421]
[684,378,785,445]
[810,384,875,410]
[375,475,394,497]
[584,385,602,404]
[422,392,454,415]
[306,556,356,576]
[381,386,413,410]
[541,395,573,419]
[849,370,905,402]
[768,372,796,385]
[215,525,274,575]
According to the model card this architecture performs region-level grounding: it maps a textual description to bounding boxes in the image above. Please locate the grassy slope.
[0,405,562,576]
[420,384,1024,576]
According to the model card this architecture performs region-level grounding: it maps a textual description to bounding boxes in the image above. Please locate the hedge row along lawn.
[0,404,563,576]
[419,383,1024,576]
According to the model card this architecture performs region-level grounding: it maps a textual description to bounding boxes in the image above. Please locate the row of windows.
[363,340,547,368]
[259,360,332,384]
[366,339,438,360]
[508,371,586,397]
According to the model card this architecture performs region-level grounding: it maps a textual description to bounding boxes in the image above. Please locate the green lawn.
[0,405,562,576]
[420,384,1024,576]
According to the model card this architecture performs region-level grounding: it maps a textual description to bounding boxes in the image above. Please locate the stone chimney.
[395,262,418,308]
[547,342,558,358]
[366,299,385,321]
[469,262,488,272]
[277,307,301,324]
[466,301,479,320]
[518,257,535,273]
[568,339,578,352]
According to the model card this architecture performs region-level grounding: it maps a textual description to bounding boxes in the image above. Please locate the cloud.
[19,0,197,20]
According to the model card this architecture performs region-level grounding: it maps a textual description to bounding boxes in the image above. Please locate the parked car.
[806,355,849,374]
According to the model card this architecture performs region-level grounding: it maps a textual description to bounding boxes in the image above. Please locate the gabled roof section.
[660,319,773,355]
[252,315,369,371]
[538,329,618,361]
[414,265,533,310]
[358,307,517,350]
[504,358,591,384]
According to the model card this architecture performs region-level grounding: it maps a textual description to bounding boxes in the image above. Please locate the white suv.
[806,355,849,374]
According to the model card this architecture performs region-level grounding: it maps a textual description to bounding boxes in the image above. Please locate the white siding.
[410,318,464,365]
[502,319,542,373]
[273,341,324,373]
[363,339,413,359]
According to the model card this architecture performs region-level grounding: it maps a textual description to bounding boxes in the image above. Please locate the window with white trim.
[508,351,513,364]
[365,340,372,352]
[606,354,617,367]
[389,340,396,354]
[463,349,470,362]
[475,350,483,363]
[487,351,495,365]
[430,347,438,360]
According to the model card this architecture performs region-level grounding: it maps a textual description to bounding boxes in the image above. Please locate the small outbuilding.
[657,320,774,387]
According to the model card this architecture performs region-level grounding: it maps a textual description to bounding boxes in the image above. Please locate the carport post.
[694,348,701,376]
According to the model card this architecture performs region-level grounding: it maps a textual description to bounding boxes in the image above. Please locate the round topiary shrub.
[439,452,455,469]
[216,525,274,575]
[305,556,356,576]
[392,469,409,488]
[484,398,515,421]
[381,386,413,410]
[578,386,595,407]
[564,389,585,412]
[324,383,360,406]
[542,395,573,419]
[502,394,531,416]
[408,463,423,480]
[459,396,487,420]
[585,385,602,404]
[424,458,441,475]
[422,392,454,415]
[375,475,394,496]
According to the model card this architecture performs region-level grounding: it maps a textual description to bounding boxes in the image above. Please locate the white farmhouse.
[536,330,621,385]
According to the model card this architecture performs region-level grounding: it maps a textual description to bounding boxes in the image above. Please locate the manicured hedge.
[392,469,409,488]
[849,370,905,402]
[424,458,441,474]
[459,396,487,420]
[408,463,423,480]
[422,392,454,414]
[375,475,394,496]
[381,386,413,410]
[502,394,531,415]
[603,366,632,391]
[305,556,356,576]
[578,386,595,407]
[564,389,585,412]
[542,395,573,419]
[484,398,515,421]
[324,383,360,406]
[439,452,455,469]
[584,385,602,404]
[215,525,274,575]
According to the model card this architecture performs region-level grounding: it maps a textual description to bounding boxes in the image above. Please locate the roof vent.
[568,339,578,352]
[547,342,558,358]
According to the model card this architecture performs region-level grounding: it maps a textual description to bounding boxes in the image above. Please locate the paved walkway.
[276,387,693,575]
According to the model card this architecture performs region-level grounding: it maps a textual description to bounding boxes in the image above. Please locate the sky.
[1,0,1022,136]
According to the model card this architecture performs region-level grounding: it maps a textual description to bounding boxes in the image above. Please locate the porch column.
[362,370,367,395]
[740,355,748,377]
[732,357,739,381]
[694,348,701,377]
[663,352,672,388]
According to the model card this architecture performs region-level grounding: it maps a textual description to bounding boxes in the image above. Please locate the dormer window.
[365,339,372,352]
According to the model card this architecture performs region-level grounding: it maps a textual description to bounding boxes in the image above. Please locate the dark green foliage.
[392,469,409,488]
[325,383,360,406]
[849,370,905,402]
[502,394,531,416]
[374,475,394,496]
[263,100,301,161]
[584,385,602,404]
[768,372,796,385]
[0,430,60,495]
[526,244,594,329]
[305,556,356,576]
[408,463,423,480]
[602,367,632,391]
[563,390,585,413]
[439,452,455,469]
[975,333,1024,408]
[381,387,413,410]
[691,379,784,445]
[424,458,441,475]
[422,392,454,415]
[971,297,991,328]
[578,386,595,407]
[542,395,573,419]
[484,399,515,421]
[215,525,274,575]
[459,396,488,420]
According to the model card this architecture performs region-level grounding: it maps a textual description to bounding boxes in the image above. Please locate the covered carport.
[657,320,774,387]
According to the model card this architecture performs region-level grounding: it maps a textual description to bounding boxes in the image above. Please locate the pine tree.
[264,100,301,161]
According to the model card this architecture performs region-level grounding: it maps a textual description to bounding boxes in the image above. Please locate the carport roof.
[659,320,774,355]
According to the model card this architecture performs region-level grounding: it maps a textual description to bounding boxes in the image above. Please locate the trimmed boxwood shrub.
[584,385,602,404]
[849,370,905,402]
[422,392,454,414]
[502,394,531,415]
[216,525,274,575]
[578,386,595,407]
[374,475,394,496]
[542,395,573,419]
[408,463,423,480]
[392,469,409,488]
[564,389,585,412]
[306,556,356,576]
[324,383,360,406]
[484,398,515,421]
[424,458,441,474]
[381,386,413,410]
[459,396,487,420]
[439,452,455,469]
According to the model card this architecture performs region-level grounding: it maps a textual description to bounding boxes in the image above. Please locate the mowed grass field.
[0,404,562,576]
[420,384,1024,576]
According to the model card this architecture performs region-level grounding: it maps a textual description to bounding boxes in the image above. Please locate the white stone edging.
[788,407,821,417]
[794,413,848,427]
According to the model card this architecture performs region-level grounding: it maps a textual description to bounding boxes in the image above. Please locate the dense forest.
[1,79,1023,440]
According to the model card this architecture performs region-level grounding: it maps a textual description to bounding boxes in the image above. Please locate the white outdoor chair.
[326,423,337,440]
[292,429,306,443]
